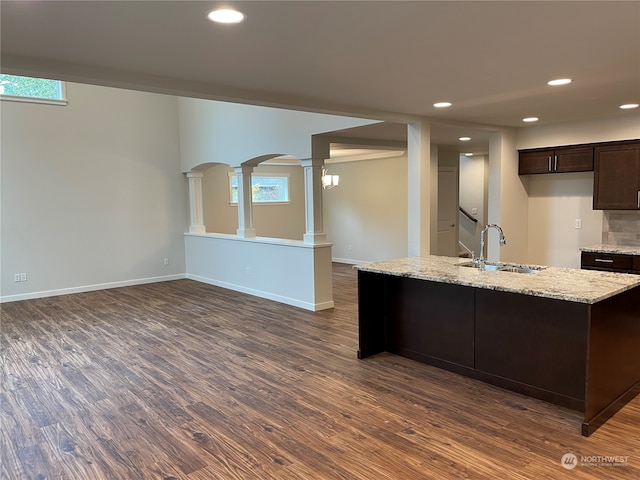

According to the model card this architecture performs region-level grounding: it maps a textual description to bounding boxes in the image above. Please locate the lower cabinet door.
[385,277,475,368]
[474,289,588,402]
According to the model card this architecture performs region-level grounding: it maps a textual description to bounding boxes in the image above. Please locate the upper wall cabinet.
[593,142,640,210]
[518,146,594,175]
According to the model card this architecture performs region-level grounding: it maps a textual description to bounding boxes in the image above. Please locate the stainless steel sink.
[459,261,544,274]
[497,265,543,274]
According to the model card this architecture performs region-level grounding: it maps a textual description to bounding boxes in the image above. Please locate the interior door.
[437,167,459,257]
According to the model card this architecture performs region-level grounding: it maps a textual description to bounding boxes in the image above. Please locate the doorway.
[436,166,459,257]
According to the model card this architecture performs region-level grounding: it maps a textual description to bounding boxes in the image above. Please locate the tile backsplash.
[602,211,640,246]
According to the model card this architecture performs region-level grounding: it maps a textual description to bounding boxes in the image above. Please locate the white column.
[488,129,526,263]
[301,158,327,244]
[235,165,256,238]
[407,121,437,256]
[187,171,206,234]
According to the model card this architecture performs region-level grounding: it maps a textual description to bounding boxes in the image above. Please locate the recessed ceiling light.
[207,8,246,24]
[619,103,639,110]
[547,78,572,86]
[459,136,471,141]
[464,153,474,156]
[433,102,452,108]
[523,117,539,122]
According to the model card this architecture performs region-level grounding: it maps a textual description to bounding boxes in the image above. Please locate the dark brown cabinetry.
[358,273,475,367]
[357,270,640,436]
[475,289,587,404]
[383,276,475,368]
[518,146,593,175]
[593,142,640,210]
[581,251,640,274]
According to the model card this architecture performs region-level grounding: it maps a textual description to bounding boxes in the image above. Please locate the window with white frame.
[0,74,67,105]
[229,173,290,204]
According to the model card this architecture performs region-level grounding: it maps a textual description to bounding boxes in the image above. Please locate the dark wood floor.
[1,263,638,479]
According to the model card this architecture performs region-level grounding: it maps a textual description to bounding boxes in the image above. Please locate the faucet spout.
[476,224,507,269]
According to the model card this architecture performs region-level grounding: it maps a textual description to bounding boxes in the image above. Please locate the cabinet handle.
[637,190,640,208]
[594,258,614,263]
[554,155,558,171]
[548,156,552,172]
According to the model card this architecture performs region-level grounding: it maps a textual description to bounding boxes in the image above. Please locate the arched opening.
[195,155,308,241]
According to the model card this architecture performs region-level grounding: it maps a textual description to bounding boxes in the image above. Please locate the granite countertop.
[354,255,640,304]
[580,244,640,256]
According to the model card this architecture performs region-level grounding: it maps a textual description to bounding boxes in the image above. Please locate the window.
[0,74,67,105]
[229,173,290,204]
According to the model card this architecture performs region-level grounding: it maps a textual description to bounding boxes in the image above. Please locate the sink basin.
[497,265,543,274]
[459,261,544,274]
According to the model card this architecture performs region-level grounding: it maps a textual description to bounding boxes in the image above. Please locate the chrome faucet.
[474,224,507,269]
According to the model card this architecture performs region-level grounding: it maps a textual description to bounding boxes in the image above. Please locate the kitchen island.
[355,255,640,436]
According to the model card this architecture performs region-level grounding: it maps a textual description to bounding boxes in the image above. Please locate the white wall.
[178,98,371,309]
[527,173,602,268]
[489,129,529,263]
[5,84,634,304]
[178,98,380,171]
[517,114,640,148]
[185,233,333,311]
[1,83,188,301]
[459,155,487,255]
[407,123,437,256]
[517,114,639,268]
[323,155,408,263]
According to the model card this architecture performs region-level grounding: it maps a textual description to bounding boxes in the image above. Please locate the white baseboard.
[0,274,186,303]
[186,274,334,312]
[1,272,338,312]
[332,257,369,265]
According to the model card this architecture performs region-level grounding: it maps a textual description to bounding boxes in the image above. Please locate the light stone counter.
[354,255,640,304]
[581,244,640,256]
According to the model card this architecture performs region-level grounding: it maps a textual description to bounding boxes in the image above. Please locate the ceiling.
[2,1,639,153]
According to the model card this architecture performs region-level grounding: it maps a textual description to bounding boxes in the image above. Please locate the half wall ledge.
[184,232,334,311]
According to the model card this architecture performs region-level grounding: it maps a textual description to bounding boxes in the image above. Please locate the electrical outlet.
[348,244,353,251]
[20,273,27,282]
[575,219,582,230]
[471,208,478,215]
[163,258,169,266]
[14,274,21,282]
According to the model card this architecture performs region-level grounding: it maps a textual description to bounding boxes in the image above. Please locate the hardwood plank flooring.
[1,263,639,479]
